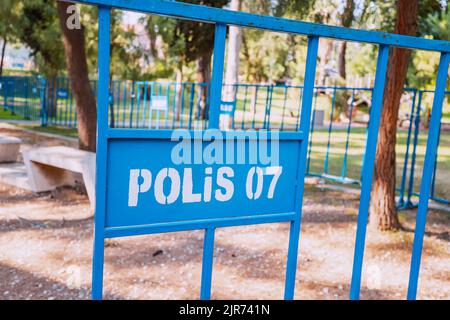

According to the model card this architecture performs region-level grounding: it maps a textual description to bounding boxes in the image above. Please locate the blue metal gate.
[73,0,450,300]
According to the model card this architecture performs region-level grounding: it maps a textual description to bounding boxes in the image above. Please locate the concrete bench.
[0,135,22,163]
[22,146,96,208]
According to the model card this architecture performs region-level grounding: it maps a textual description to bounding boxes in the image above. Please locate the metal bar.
[104,212,297,238]
[200,228,215,300]
[284,36,319,300]
[405,91,423,208]
[398,89,417,208]
[341,89,356,179]
[209,23,227,129]
[407,52,450,300]
[430,121,441,198]
[73,0,450,53]
[91,6,111,301]
[306,89,319,174]
[323,88,337,174]
[349,44,390,300]
[241,85,248,129]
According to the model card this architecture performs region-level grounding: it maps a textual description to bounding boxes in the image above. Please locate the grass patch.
[0,108,23,120]
[18,124,78,138]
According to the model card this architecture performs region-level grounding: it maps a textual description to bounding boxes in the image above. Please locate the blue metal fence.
[68,0,450,301]
[0,76,42,120]
[1,75,449,208]
[399,90,450,208]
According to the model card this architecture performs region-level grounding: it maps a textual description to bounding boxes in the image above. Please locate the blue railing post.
[323,87,337,175]
[407,52,450,300]
[92,5,111,300]
[200,227,216,300]
[284,36,319,300]
[199,22,227,300]
[398,89,417,208]
[341,89,356,180]
[405,90,423,208]
[208,23,227,129]
[350,44,390,300]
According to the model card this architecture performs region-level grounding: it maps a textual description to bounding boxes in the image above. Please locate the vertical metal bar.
[430,121,441,199]
[180,84,186,128]
[121,81,127,128]
[135,83,141,127]
[263,86,272,129]
[129,82,135,128]
[323,87,337,174]
[251,85,259,129]
[92,6,111,301]
[209,23,227,129]
[142,83,148,128]
[199,22,226,299]
[306,89,319,174]
[284,36,319,300]
[280,86,288,130]
[407,52,450,300]
[241,85,248,129]
[406,90,423,208]
[349,44,390,300]
[188,84,195,129]
[295,87,304,131]
[341,89,356,179]
[200,227,216,300]
[398,90,417,208]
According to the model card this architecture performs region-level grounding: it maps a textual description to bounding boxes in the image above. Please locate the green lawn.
[18,124,79,138]
[0,108,23,120]
[307,126,450,202]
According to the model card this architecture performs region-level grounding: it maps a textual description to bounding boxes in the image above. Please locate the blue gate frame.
[74,0,450,300]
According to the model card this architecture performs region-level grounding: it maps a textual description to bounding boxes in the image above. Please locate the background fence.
[0,75,448,208]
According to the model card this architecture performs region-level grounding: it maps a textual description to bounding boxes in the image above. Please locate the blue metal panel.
[105,136,301,229]
[407,53,450,300]
[350,44,390,300]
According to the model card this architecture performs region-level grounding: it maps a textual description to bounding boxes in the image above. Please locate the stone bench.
[0,135,22,163]
[22,146,96,208]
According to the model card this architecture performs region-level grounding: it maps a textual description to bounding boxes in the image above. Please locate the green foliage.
[12,0,66,77]
[425,8,450,40]
[144,0,229,81]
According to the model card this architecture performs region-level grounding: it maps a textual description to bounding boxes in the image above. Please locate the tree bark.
[175,67,183,122]
[0,38,6,76]
[197,49,212,120]
[45,76,58,118]
[369,0,419,231]
[338,0,354,81]
[222,0,241,129]
[57,1,97,152]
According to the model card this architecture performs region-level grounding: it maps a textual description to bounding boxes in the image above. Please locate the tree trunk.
[175,67,183,122]
[369,0,419,231]
[338,0,354,117]
[222,0,241,129]
[338,0,354,81]
[317,39,334,86]
[57,1,97,152]
[338,41,347,81]
[45,76,58,118]
[0,38,6,76]
[197,50,212,120]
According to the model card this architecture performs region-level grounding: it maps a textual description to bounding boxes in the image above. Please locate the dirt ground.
[0,126,448,300]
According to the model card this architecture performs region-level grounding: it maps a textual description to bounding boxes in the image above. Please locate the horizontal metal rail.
[73,0,450,52]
